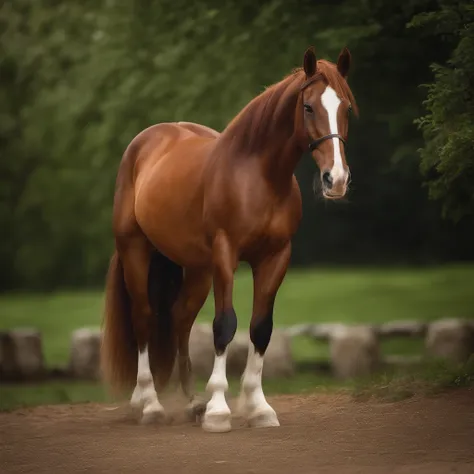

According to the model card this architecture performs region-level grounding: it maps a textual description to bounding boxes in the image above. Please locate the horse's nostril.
[322,171,333,189]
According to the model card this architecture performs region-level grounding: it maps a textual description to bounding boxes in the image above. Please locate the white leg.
[130,346,166,423]
[202,349,232,433]
[237,344,279,428]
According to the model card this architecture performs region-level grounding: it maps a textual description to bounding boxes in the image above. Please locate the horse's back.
[177,121,220,139]
[130,121,217,184]
[127,121,217,166]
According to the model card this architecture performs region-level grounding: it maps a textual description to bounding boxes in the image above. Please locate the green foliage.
[411,1,474,221]
[1,0,473,290]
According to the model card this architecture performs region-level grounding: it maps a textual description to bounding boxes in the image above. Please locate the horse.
[100,46,358,433]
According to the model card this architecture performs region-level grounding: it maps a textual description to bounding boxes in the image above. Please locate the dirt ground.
[1,389,473,474]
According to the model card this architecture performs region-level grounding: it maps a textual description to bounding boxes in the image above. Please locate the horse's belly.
[144,223,211,268]
[134,153,212,268]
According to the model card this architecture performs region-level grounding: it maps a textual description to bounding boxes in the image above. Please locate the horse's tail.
[100,249,183,394]
[100,251,137,393]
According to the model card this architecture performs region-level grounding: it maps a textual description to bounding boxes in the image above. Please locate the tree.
[1,0,473,291]
[411,0,474,222]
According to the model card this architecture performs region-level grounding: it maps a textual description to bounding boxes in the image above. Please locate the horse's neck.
[218,78,305,192]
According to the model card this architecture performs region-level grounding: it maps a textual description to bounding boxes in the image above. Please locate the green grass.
[0,374,343,412]
[0,381,109,412]
[2,264,473,365]
[1,264,473,411]
[351,356,474,402]
[2,358,472,412]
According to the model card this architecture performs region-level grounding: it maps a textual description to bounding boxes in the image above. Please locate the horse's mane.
[220,59,358,154]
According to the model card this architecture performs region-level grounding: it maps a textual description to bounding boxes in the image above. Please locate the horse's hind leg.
[118,235,166,424]
[173,268,212,418]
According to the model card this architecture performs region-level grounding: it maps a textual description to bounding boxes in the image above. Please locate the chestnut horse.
[101,47,357,433]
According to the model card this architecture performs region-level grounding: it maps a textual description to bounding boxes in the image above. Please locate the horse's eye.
[304,103,313,114]
[348,104,352,113]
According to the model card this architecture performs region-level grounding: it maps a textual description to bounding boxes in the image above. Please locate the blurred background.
[1,0,473,409]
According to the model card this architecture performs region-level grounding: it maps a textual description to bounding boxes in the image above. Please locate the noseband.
[300,76,347,153]
[308,133,346,152]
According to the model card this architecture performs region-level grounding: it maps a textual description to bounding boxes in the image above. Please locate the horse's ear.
[303,47,317,78]
[337,47,351,78]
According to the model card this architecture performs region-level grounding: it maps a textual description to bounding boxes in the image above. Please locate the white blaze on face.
[320,85,345,183]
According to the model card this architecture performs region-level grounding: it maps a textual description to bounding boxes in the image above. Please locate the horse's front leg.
[202,230,238,433]
[238,243,291,428]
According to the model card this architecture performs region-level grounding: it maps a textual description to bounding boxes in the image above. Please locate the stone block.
[425,319,474,363]
[329,325,380,379]
[69,328,102,379]
[0,328,44,381]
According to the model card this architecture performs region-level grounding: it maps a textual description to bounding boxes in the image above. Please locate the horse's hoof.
[185,400,207,422]
[130,402,142,413]
[130,391,144,411]
[140,411,167,425]
[202,411,232,433]
[247,409,280,429]
[129,400,143,415]
[140,403,167,425]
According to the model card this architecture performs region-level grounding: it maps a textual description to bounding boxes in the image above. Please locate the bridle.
[300,75,347,153]
[308,133,346,152]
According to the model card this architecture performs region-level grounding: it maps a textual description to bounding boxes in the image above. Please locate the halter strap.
[300,76,347,152]
[308,133,346,151]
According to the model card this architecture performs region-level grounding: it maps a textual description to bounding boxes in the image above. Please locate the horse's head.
[300,47,357,200]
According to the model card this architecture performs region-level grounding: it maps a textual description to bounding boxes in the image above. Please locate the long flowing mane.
[219,59,358,155]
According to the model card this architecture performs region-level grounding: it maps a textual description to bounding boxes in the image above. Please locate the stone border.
[1,318,473,382]
[286,320,431,340]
